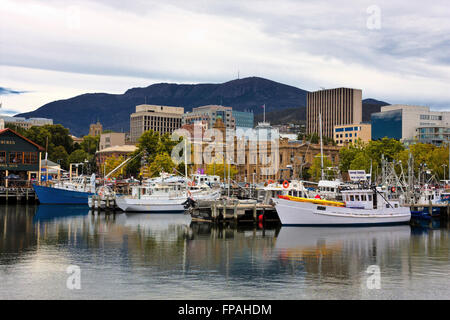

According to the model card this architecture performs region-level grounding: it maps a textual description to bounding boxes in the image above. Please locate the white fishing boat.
[116,174,221,213]
[273,188,411,226]
[257,180,310,203]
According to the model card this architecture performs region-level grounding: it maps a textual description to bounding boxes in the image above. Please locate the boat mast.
[319,112,324,181]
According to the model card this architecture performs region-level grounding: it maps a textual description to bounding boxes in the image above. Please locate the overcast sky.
[1,0,450,114]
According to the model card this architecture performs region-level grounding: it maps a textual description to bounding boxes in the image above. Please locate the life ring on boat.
[245,183,249,187]
[391,187,396,193]
[267,179,275,184]
[282,180,289,188]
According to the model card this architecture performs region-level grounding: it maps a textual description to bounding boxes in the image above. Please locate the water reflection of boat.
[33,204,89,222]
[121,213,192,230]
[275,226,411,257]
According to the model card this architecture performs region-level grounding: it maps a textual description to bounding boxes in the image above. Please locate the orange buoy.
[282,180,289,188]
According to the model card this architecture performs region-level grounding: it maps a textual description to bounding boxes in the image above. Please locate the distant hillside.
[255,107,306,125]
[16,77,308,136]
[16,77,389,136]
[361,98,390,122]
[257,98,389,124]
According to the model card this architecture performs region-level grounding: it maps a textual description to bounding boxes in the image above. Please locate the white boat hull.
[116,197,187,213]
[273,198,411,226]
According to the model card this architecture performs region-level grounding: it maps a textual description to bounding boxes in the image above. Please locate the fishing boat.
[273,187,411,226]
[115,175,220,213]
[33,174,96,204]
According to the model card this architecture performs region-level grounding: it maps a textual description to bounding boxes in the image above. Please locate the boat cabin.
[341,189,400,210]
[192,174,220,186]
[318,180,342,200]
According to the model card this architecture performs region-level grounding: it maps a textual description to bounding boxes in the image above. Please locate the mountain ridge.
[15,77,388,136]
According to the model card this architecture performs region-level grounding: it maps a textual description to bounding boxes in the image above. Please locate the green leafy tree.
[49,146,69,169]
[68,149,90,164]
[147,153,177,177]
[205,163,238,179]
[80,135,99,155]
[24,124,74,157]
[308,153,335,181]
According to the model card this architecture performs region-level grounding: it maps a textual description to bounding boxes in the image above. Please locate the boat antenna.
[319,112,324,180]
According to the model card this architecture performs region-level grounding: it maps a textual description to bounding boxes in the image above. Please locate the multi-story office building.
[371,105,450,145]
[333,123,371,146]
[307,88,362,139]
[232,110,254,129]
[183,105,235,129]
[0,116,53,130]
[416,126,450,146]
[130,104,184,144]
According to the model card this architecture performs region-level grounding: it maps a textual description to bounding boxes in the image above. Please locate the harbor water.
[0,205,449,299]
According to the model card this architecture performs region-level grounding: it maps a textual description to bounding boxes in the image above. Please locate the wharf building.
[130,105,184,144]
[0,128,45,186]
[307,88,362,139]
[371,105,450,146]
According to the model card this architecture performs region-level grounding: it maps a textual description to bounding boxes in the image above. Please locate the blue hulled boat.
[33,174,96,205]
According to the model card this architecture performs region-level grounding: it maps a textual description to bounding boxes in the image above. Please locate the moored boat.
[33,174,96,204]
[273,187,411,226]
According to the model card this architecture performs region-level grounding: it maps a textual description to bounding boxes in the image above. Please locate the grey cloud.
[0,87,27,95]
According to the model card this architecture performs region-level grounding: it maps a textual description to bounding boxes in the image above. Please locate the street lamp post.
[442,164,447,181]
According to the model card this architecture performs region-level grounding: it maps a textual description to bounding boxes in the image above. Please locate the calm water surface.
[0,205,449,299]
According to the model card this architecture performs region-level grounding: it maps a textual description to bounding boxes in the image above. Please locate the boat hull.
[33,184,93,204]
[116,197,187,213]
[273,198,411,226]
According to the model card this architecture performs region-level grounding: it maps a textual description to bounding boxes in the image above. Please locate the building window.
[9,152,22,164]
[0,151,6,164]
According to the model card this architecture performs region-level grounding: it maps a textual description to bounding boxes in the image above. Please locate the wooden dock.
[89,194,118,212]
[404,202,450,219]
[190,198,280,224]
[0,187,38,203]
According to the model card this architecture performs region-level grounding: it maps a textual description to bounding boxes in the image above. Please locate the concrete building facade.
[371,105,450,145]
[334,123,371,146]
[130,105,184,144]
[307,88,362,139]
[99,132,126,151]
[182,105,235,129]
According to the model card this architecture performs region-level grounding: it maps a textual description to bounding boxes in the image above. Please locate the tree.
[24,124,74,157]
[101,156,126,178]
[350,151,372,173]
[68,149,90,164]
[126,130,183,176]
[146,153,177,177]
[5,123,27,135]
[205,163,238,179]
[307,153,335,181]
[49,146,69,169]
[80,135,99,155]
[366,137,404,163]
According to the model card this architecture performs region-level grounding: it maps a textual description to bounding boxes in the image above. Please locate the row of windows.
[0,151,38,165]
[344,194,373,202]
[335,133,357,138]
[335,126,360,133]
[420,115,442,120]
